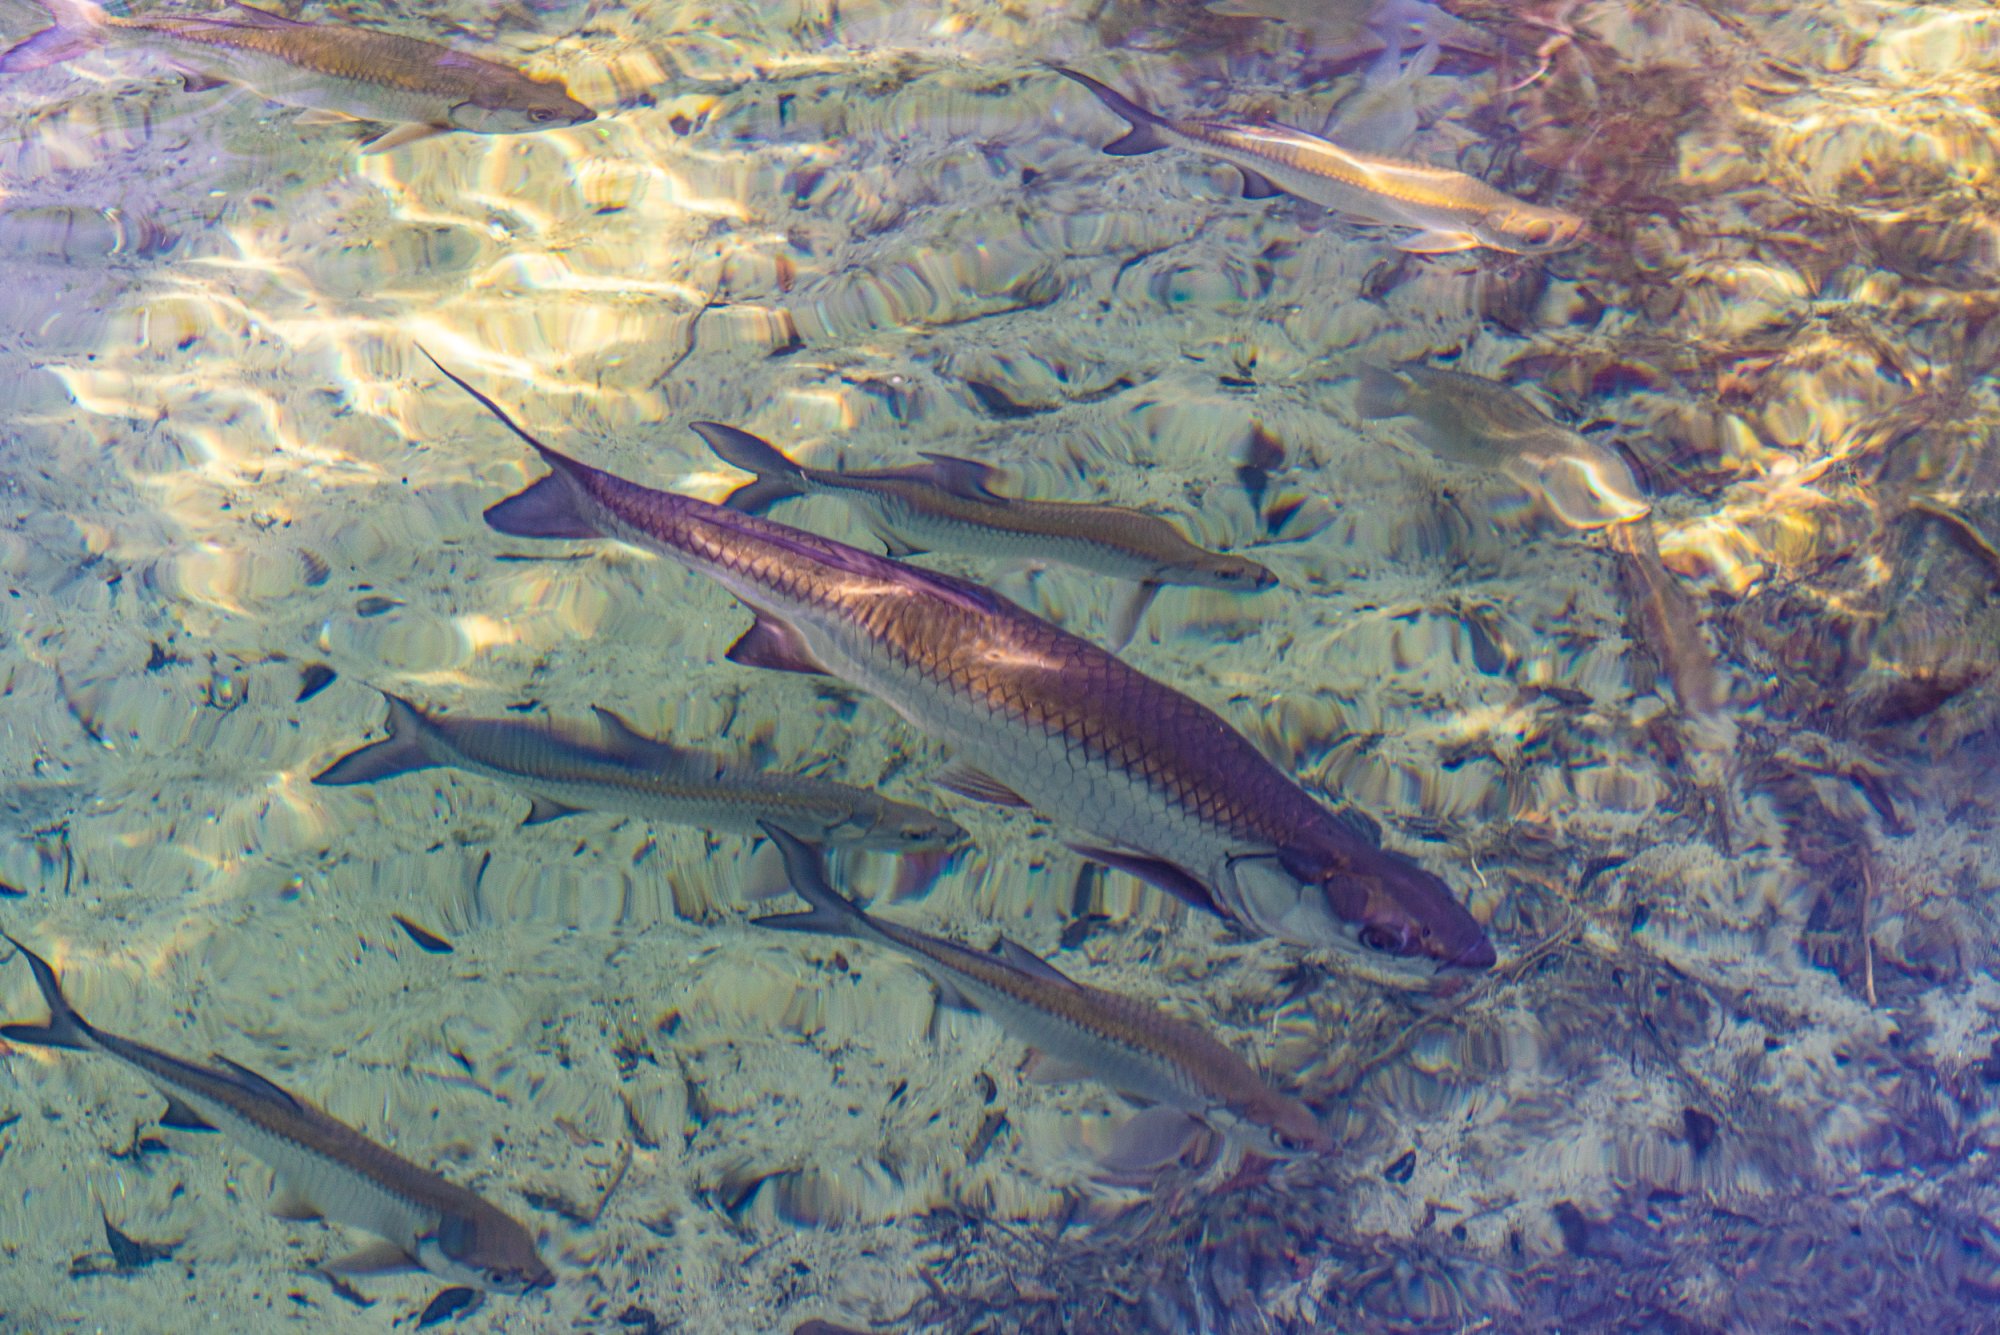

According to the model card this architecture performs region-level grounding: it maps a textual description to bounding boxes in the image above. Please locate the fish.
[1358,364,1728,719]
[0,933,554,1293]
[0,0,595,154]
[694,420,1278,647]
[312,688,968,853]
[755,822,1330,1164]
[1050,65,1583,256]
[1355,364,1651,530]
[428,350,1493,980]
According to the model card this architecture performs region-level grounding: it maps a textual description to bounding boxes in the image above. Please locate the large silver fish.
[0,0,595,153]
[430,352,1493,980]
[1,933,553,1293]
[1052,66,1583,256]
[313,689,968,852]
[756,822,1329,1165]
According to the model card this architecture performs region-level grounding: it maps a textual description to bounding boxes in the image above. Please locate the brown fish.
[0,0,595,153]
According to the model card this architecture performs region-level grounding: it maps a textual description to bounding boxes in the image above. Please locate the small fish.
[696,421,1277,645]
[313,690,967,853]
[1051,66,1582,256]
[0,934,554,1293]
[1356,364,1650,529]
[430,351,1491,980]
[0,0,595,154]
[755,823,1330,1164]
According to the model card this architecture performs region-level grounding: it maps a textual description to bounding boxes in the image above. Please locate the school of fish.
[0,0,1731,1311]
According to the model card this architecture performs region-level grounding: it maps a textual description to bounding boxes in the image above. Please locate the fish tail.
[0,0,109,73]
[1048,65,1171,155]
[417,346,610,541]
[0,933,96,1051]
[1354,366,1412,420]
[753,821,873,940]
[311,692,443,785]
[688,422,808,515]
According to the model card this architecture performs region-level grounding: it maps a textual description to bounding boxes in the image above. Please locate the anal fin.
[158,1095,218,1133]
[725,613,830,677]
[1238,168,1285,200]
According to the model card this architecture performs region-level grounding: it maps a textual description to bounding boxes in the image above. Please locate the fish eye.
[902,826,929,841]
[531,108,557,123]
[1274,1129,1316,1154]
[1358,925,1403,954]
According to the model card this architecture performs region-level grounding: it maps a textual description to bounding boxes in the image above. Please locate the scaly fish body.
[313,690,967,852]
[0,0,594,150]
[434,354,1492,978]
[1053,66,1583,256]
[1358,364,1651,530]
[1,934,552,1293]
[695,422,1276,593]
[756,823,1328,1159]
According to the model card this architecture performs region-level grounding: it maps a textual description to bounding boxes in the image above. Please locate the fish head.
[420,1208,556,1294]
[847,804,972,853]
[1276,839,1495,975]
[1219,1091,1334,1159]
[448,77,597,135]
[1189,551,1282,592]
[1475,203,1586,255]
[1532,451,1651,530]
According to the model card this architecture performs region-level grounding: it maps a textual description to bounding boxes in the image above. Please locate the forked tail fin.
[0,932,95,1051]
[1049,66,1172,156]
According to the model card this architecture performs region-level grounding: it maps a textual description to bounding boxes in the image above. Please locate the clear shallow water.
[0,0,1998,1331]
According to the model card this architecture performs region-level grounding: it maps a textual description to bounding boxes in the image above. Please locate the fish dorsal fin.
[211,1054,309,1112]
[224,1,311,26]
[587,706,726,777]
[913,453,1001,500]
[997,938,1081,989]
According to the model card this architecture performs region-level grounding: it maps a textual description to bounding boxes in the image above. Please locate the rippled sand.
[2,0,1998,1330]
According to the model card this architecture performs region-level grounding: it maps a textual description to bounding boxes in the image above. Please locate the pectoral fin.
[522,795,581,826]
[323,1240,422,1276]
[725,613,830,677]
[1238,168,1285,201]
[1100,1106,1206,1174]
[1395,228,1483,254]
[934,765,1030,808]
[359,122,450,154]
[1022,1050,1094,1084]
[1106,580,1160,652]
